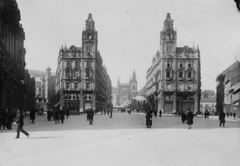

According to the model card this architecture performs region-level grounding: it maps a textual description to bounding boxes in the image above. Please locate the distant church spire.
[131,70,137,83]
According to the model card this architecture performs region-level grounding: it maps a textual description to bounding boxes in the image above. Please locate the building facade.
[28,68,56,110]
[24,70,35,112]
[146,13,201,114]
[116,71,138,107]
[0,0,26,111]
[216,61,240,118]
[55,14,112,113]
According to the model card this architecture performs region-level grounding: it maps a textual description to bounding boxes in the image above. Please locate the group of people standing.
[181,109,194,129]
[0,108,15,131]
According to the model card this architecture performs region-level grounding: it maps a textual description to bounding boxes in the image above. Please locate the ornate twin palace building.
[55,14,112,113]
[146,13,201,114]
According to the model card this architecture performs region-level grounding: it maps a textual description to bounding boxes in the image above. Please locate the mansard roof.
[176,46,195,54]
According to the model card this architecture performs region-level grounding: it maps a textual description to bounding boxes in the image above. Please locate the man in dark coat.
[15,110,29,138]
[159,110,162,118]
[55,109,60,124]
[109,109,113,118]
[60,108,65,124]
[30,108,35,124]
[47,109,51,121]
[145,107,153,128]
[233,111,236,119]
[181,111,186,124]
[41,108,44,116]
[86,108,90,121]
[65,109,70,119]
[88,108,94,125]
[219,111,226,127]
[186,109,194,129]
[234,0,240,11]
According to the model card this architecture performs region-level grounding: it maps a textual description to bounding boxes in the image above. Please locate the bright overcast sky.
[17,0,240,91]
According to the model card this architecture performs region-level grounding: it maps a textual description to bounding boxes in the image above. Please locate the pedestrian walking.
[154,109,157,118]
[47,109,51,121]
[66,108,70,119]
[15,110,29,139]
[186,109,194,129]
[30,108,35,124]
[145,107,153,128]
[109,109,113,118]
[219,111,226,127]
[60,108,65,124]
[226,112,229,118]
[88,108,94,125]
[55,109,60,124]
[181,111,186,124]
[159,110,162,118]
[233,111,236,119]
[87,108,90,121]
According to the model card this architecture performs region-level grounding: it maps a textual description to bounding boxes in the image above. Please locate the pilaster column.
[92,91,96,111]
[80,90,84,112]
[161,92,165,113]
[173,91,177,113]
[194,91,199,114]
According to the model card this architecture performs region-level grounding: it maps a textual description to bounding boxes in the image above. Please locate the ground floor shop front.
[56,90,109,114]
[156,91,199,114]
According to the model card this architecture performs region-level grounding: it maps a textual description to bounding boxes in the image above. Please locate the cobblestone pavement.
[1,111,240,166]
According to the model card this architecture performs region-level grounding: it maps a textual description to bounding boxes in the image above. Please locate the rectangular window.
[67,61,70,66]
[180,63,183,68]
[167,83,171,89]
[188,63,192,68]
[75,71,79,77]
[86,83,90,89]
[66,71,70,77]
[75,61,79,68]
[66,83,70,89]
[133,85,135,90]
[75,83,78,89]
[167,62,170,67]
[179,71,183,78]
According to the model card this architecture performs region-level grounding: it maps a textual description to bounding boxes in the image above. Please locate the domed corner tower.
[82,13,98,59]
[130,70,138,97]
[160,13,177,58]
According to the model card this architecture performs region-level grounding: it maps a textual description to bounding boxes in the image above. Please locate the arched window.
[188,71,191,78]
[86,69,91,78]
[166,71,170,78]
